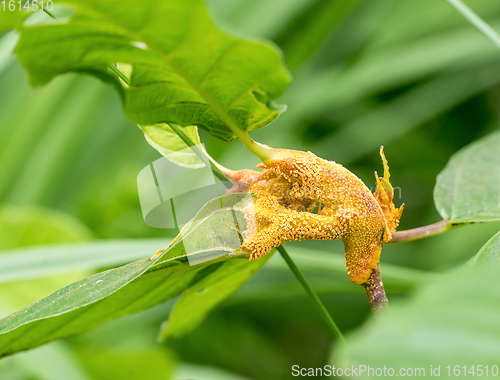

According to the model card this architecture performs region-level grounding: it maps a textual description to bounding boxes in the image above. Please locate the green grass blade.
[447,0,500,49]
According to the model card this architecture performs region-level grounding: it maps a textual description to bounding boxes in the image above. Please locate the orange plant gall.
[228,146,403,285]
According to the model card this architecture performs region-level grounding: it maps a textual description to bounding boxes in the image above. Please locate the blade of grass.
[446,0,500,49]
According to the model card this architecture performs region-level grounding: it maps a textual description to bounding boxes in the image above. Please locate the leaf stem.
[236,132,275,163]
[276,245,346,344]
[168,124,231,185]
[170,198,179,231]
[42,8,56,19]
[109,64,130,86]
[362,264,388,313]
[389,220,464,243]
[446,0,500,49]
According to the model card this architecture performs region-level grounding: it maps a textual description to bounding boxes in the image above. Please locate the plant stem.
[389,220,465,243]
[236,132,275,163]
[362,264,388,313]
[42,8,56,19]
[170,198,180,231]
[109,64,130,86]
[277,245,346,344]
[446,0,500,50]
[168,124,231,186]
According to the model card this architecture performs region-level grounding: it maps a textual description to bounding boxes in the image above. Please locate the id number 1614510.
[1,0,53,12]
[446,365,499,377]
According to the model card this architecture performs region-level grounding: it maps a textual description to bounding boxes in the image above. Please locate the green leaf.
[434,129,500,223]
[0,194,264,357]
[333,262,500,370]
[14,0,291,141]
[117,63,204,167]
[466,229,500,267]
[139,124,203,168]
[159,251,272,340]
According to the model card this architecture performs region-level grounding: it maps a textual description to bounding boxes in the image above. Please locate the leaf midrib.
[77,2,269,141]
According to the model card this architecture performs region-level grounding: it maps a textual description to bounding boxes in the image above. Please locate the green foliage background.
[0,0,500,378]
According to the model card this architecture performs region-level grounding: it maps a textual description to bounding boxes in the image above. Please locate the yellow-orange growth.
[228,147,403,285]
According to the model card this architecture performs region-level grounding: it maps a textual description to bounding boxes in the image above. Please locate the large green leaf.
[333,262,500,373]
[466,229,500,267]
[12,0,291,142]
[434,129,500,223]
[116,63,205,168]
[0,194,265,357]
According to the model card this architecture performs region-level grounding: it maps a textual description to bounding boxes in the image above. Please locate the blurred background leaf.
[333,262,500,372]
[1,0,500,378]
